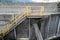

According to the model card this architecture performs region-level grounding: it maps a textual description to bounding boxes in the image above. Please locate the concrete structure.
[0,3,57,15]
[0,2,59,40]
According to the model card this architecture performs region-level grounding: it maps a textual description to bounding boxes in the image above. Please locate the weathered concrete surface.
[0,3,57,15]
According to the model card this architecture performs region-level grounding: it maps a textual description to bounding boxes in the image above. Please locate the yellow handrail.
[1,27,4,35]
[24,6,29,17]
[40,6,44,16]
[6,24,10,32]
[0,6,44,36]
[0,14,25,35]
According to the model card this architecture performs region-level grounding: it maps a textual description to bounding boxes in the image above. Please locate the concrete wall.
[0,3,58,15]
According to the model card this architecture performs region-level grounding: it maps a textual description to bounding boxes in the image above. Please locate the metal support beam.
[14,29,16,39]
[29,18,30,39]
[33,23,43,40]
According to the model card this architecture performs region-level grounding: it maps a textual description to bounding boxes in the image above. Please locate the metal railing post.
[24,6,29,17]
[6,24,10,32]
[40,6,44,16]
[1,27,4,35]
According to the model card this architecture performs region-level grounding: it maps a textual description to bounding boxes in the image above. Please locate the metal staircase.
[0,14,26,37]
[0,6,44,38]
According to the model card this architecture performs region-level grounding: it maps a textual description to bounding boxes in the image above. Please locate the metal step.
[0,14,26,37]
